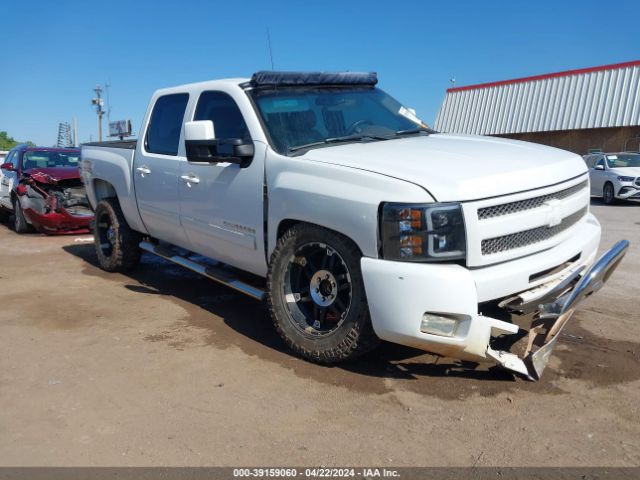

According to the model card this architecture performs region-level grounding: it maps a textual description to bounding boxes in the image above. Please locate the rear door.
[178,90,267,276]
[133,93,191,248]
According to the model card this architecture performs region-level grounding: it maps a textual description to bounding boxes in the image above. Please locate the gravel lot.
[0,199,638,467]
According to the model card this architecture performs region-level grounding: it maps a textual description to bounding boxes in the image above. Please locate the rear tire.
[603,182,616,205]
[12,198,32,233]
[94,198,141,272]
[267,223,379,363]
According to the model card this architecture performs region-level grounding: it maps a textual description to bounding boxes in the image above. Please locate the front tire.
[12,198,32,233]
[267,224,379,363]
[603,182,616,205]
[94,198,141,272]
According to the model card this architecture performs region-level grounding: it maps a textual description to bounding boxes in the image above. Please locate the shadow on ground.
[62,242,640,399]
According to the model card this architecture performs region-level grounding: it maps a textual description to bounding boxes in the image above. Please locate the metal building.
[434,60,640,154]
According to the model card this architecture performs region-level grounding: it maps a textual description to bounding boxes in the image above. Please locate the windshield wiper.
[288,134,389,153]
[394,127,435,137]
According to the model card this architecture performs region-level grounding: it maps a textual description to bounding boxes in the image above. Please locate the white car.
[80,71,628,380]
[584,152,640,204]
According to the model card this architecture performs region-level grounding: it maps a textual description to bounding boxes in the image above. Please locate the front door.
[0,150,19,209]
[178,90,267,276]
[133,93,191,249]
[589,155,606,196]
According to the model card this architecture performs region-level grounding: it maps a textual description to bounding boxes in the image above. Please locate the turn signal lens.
[399,234,423,257]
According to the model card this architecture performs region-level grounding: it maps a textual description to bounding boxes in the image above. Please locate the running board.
[139,241,265,301]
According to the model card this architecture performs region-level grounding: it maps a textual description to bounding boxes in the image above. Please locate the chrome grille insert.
[481,207,588,255]
[477,180,588,220]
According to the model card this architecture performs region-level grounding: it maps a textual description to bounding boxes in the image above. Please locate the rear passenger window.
[145,93,189,156]
[194,91,250,140]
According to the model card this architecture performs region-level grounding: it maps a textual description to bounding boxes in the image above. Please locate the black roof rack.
[250,71,377,87]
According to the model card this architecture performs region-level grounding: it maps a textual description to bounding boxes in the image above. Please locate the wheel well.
[275,219,363,256]
[93,179,118,203]
[277,219,299,240]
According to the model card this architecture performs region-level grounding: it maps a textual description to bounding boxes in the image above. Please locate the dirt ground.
[0,199,638,467]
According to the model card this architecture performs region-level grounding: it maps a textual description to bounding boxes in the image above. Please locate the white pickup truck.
[81,71,628,380]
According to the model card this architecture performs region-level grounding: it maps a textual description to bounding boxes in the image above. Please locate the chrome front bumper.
[498,240,629,380]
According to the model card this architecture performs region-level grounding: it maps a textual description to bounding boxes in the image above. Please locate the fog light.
[420,313,459,337]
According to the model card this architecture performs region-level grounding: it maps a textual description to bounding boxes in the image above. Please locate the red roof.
[447,59,640,93]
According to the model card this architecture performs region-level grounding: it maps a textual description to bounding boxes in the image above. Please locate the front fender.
[267,155,433,258]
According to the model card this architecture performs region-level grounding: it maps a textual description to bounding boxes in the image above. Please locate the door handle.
[136,165,151,176]
[180,174,200,185]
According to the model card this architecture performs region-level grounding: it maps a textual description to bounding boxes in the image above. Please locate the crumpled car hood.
[24,167,82,185]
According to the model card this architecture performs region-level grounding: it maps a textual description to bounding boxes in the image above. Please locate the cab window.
[194,91,250,141]
[145,93,189,156]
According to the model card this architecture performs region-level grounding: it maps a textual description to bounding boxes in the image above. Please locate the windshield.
[606,154,640,168]
[251,87,428,154]
[22,150,80,170]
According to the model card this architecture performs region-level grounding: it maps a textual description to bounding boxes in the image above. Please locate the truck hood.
[302,133,588,202]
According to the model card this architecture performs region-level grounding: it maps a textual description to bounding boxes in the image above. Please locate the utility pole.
[105,80,112,127]
[91,85,105,142]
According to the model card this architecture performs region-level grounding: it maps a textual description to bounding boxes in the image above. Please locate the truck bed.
[80,139,147,234]
[82,140,137,150]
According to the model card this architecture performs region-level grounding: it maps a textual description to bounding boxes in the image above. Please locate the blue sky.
[1,0,639,146]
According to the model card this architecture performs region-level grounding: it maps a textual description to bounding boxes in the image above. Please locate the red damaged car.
[0,145,94,234]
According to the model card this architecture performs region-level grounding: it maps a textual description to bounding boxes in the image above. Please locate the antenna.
[267,28,275,70]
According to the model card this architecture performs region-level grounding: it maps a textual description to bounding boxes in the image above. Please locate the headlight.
[617,176,635,182]
[380,202,466,261]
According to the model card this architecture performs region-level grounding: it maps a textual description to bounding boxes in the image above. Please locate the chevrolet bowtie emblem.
[544,199,563,227]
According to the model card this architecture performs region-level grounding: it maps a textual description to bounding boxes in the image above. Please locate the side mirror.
[185,120,215,142]
[0,162,13,171]
[184,120,254,167]
[594,164,605,170]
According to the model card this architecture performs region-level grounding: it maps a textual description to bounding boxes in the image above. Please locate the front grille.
[481,207,588,255]
[477,180,588,220]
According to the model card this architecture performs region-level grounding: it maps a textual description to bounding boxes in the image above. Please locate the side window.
[145,93,189,156]
[584,155,595,168]
[194,91,250,140]
[595,157,605,169]
[4,151,15,167]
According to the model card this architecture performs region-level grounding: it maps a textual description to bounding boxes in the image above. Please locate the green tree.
[0,131,35,150]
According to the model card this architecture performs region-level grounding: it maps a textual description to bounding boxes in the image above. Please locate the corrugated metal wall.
[434,63,640,135]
